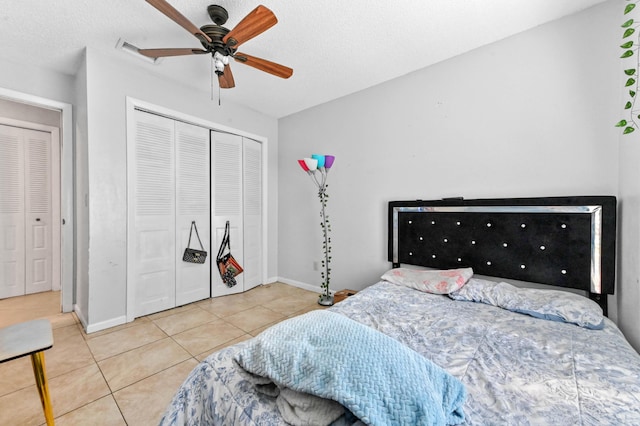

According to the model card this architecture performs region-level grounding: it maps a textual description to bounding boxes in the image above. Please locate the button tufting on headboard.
[388,196,617,315]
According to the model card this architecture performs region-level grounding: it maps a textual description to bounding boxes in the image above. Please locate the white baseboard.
[265,276,279,284]
[84,315,127,334]
[276,277,334,295]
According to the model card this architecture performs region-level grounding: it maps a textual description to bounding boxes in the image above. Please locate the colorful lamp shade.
[311,154,325,168]
[298,154,335,173]
[297,159,309,172]
[303,157,318,171]
[324,155,335,169]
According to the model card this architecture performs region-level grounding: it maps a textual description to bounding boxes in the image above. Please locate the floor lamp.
[298,154,336,305]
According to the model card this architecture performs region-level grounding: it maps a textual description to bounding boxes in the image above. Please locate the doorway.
[0,88,73,312]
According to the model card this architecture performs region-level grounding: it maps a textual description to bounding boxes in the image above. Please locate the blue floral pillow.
[448,278,605,329]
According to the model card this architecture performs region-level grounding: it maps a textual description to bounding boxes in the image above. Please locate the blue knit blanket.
[233,310,466,425]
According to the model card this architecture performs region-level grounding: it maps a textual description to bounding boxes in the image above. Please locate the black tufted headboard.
[388,196,617,315]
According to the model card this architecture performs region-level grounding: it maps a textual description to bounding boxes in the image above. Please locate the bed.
[161,196,640,425]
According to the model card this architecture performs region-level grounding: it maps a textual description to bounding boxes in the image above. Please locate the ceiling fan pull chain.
[214,55,220,100]
[210,55,222,106]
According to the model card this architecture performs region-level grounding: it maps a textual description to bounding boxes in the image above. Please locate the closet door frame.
[125,98,269,323]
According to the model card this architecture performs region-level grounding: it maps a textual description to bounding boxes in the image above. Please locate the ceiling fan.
[139,0,293,89]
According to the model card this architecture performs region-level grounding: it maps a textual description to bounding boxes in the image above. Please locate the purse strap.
[216,221,231,261]
[187,221,204,251]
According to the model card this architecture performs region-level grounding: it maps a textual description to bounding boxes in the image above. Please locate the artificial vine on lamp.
[298,154,336,306]
[616,0,640,134]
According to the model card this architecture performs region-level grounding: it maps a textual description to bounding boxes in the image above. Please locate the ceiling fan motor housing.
[199,24,236,56]
[207,5,228,25]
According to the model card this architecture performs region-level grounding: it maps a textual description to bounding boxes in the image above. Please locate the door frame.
[125,97,269,322]
[0,87,73,312]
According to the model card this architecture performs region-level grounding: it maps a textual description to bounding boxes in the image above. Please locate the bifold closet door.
[175,121,210,306]
[242,138,262,291]
[211,132,244,297]
[128,110,210,318]
[211,132,262,297]
[129,111,176,317]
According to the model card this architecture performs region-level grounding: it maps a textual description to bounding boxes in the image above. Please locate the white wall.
[617,0,640,351]
[0,59,75,106]
[279,2,631,341]
[78,47,279,330]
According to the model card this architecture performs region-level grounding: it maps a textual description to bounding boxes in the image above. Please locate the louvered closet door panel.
[243,138,262,290]
[130,110,176,317]
[0,125,26,298]
[211,131,244,297]
[175,121,210,306]
[24,129,53,295]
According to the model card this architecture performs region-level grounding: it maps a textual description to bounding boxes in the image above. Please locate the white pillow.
[449,278,605,329]
[381,267,474,294]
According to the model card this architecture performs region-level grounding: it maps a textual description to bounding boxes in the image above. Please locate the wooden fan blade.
[138,48,208,58]
[145,0,212,44]
[234,53,293,79]
[218,65,236,89]
[222,5,277,48]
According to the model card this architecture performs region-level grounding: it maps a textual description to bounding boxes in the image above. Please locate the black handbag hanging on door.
[216,221,243,287]
[182,221,207,264]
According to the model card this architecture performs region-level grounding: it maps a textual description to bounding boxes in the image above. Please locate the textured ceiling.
[0,0,606,118]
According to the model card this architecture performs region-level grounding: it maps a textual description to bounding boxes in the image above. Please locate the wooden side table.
[333,289,358,303]
[0,319,54,425]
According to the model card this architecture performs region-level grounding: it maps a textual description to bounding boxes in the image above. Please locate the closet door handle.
[35,218,41,221]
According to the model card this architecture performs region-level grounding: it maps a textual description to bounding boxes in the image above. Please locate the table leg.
[30,351,54,425]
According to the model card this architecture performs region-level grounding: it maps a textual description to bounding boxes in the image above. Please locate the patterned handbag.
[182,221,207,264]
[216,221,243,287]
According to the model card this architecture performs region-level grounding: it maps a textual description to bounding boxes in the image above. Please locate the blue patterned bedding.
[161,281,640,425]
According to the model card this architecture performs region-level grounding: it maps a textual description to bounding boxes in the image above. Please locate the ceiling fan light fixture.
[116,38,161,65]
[213,51,229,72]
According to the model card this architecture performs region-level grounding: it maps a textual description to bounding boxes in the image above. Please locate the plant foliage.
[317,186,332,299]
[618,1,640,134]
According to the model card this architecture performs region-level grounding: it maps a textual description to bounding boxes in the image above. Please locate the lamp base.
[317,294,334,306]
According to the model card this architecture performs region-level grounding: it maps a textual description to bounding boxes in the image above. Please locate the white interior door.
[0,125,26,298]
[175,121,210,306]
[243,138,262,291]
[0,124,54,298]
[129,111,176,317]
[211,131,244,297]
[24,130,53,294]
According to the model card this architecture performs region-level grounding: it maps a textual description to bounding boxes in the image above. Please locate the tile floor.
[0,283,326,425]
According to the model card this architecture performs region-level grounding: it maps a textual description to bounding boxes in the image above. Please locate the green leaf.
[631,90,637,97]
[616,119,628,127]
[622,41,635,49]
[625,68,637,75]
[624,28,636,38]
[622,18,635,28]
[626,101,633,109]
[625,3,636,15]
[624,126,636,134]
[622,50,635,58]
[625,77,636,87]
